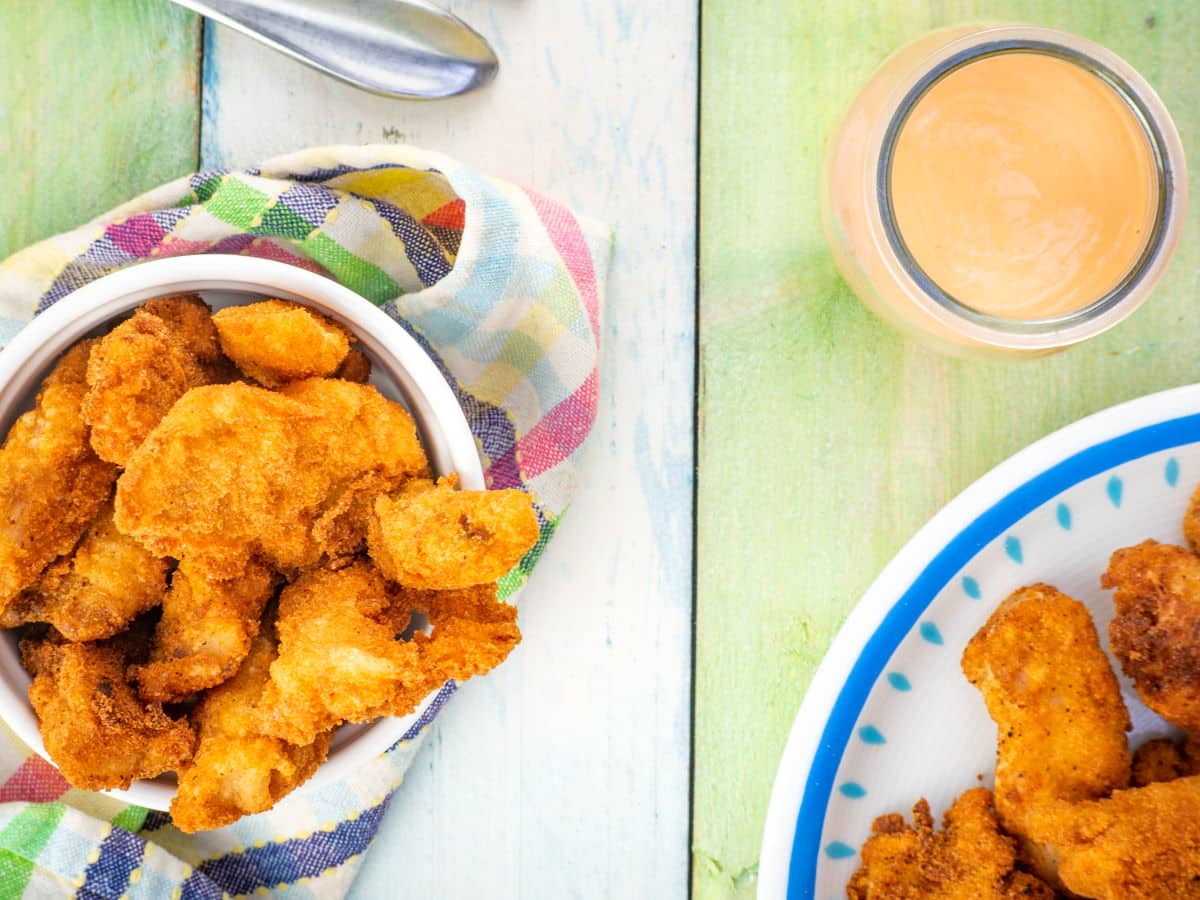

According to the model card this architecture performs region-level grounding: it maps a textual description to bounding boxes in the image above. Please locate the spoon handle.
[171,0,498,99]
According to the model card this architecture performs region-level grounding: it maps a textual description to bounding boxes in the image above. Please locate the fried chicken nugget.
[131,559,278,702]
[1131,737,1200,787]
[22,637,194,791]
[82,304,224,466]
[256,562,413,744]
[258,565,521,744]
[334,346,372,384]
[1103,540,1200,733]
[847,788,1058,899]
[212,299,351,388]
[367,478,539,589]
[170,628,332,833]
[1027,776,1200,899]
[380,582,521,717]
[115,381,427,578]
[0,341,117,607]
[0,501,168,641]
[962,584,1131,884]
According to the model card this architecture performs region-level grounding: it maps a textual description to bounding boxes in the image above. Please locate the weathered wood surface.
[0,0,200,273]
[202,2,697,897]
[695,2,1200,897]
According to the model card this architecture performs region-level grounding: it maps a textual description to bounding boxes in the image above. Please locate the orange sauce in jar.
[889,52,1158,320]
[823,26,1186,356]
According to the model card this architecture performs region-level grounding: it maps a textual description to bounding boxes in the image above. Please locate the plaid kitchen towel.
[0,145,611,898]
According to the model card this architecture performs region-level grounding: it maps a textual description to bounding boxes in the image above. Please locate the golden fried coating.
[381,582,521,717]
[334,346,372,384]
[1026,776,1200,899]
[0,501,168,641]
[142,295,223,364]
[258,565,521,744]
[1131,737,1200,787]
[367,477,539,589]
[848,788,1057,900]
[0,341,117,607]
[114,381,428,578]
[1103,540,1200,733]
[1183,484,1200,553]
[22,638,194,791]
[171,629,332,833]
[212,299,351,388]
[962,584,1130,883]
[131,559,277,702]
[82,308,218,465]
[256,562,412,744]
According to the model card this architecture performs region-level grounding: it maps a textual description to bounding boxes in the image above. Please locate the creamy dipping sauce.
[889,52,1158,320]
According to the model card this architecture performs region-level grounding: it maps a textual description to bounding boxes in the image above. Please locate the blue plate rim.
[756,383,1200,899]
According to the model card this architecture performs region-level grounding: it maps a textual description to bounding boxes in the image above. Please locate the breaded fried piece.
[115,381,428,578]
[258,566,521,744]
[1131,737,1200,787]
[381,582,521,717]
[1027,776,1200,899]
[367,477,539,589]
[848,788,1057,899]
[962,584,1131,883]
[334,346,372,384]
[0,341,117,607]
[142,295,223,364]
[1103,540,1200,733]
[132,559,277,702]
[257,562,413,744]
[171,629,332,833]
[82,308,218,465]
[1182,485,1200,553]
[22,638,194,790]
[212,300,351,388]
[0,501,168,641]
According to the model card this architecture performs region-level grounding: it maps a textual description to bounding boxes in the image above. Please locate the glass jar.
[823,25,1187,356]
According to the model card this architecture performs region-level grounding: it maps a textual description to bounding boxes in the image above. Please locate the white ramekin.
[0,255,484,812]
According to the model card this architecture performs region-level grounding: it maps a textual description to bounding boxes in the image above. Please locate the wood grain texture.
[0,0,200,265]
[202,3,697,897]
[696,3,1200,897]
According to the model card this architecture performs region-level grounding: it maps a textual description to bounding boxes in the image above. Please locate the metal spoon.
[170,0,498,99]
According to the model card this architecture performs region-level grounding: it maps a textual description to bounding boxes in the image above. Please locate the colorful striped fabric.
[0,145,611,898]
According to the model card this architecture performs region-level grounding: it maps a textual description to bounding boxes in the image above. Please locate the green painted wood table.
[6,0,1200,897]
[697,2,1200,897]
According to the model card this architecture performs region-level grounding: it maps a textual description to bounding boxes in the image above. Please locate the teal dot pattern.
[820,455,1191,880]
[1004,536,1022,563]
[886,672,911,691]
[1056,503,1071,530]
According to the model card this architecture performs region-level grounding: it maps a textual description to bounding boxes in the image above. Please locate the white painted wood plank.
[201,3,697,897]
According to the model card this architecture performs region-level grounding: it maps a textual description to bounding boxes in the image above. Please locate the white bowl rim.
[0,254,485,812]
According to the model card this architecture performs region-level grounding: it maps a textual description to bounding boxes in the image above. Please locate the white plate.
[759,383,1200,899]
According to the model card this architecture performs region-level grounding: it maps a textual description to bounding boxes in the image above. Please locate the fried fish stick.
[0,341,117,607]
[367,478,539,589]
[1028,776,1200,899]
[171,628,332,833]
[212,300,351,388]
[132,559,277,702]
[962,584,1131,883]
[1103,540,1200,733]
[848,788,1058,899]
[22,638,194,791]
[0,501,168,641]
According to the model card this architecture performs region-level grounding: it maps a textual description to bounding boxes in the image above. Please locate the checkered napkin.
[0,145,611,898]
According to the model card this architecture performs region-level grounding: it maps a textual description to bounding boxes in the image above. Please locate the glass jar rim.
[863,26,1187,348]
